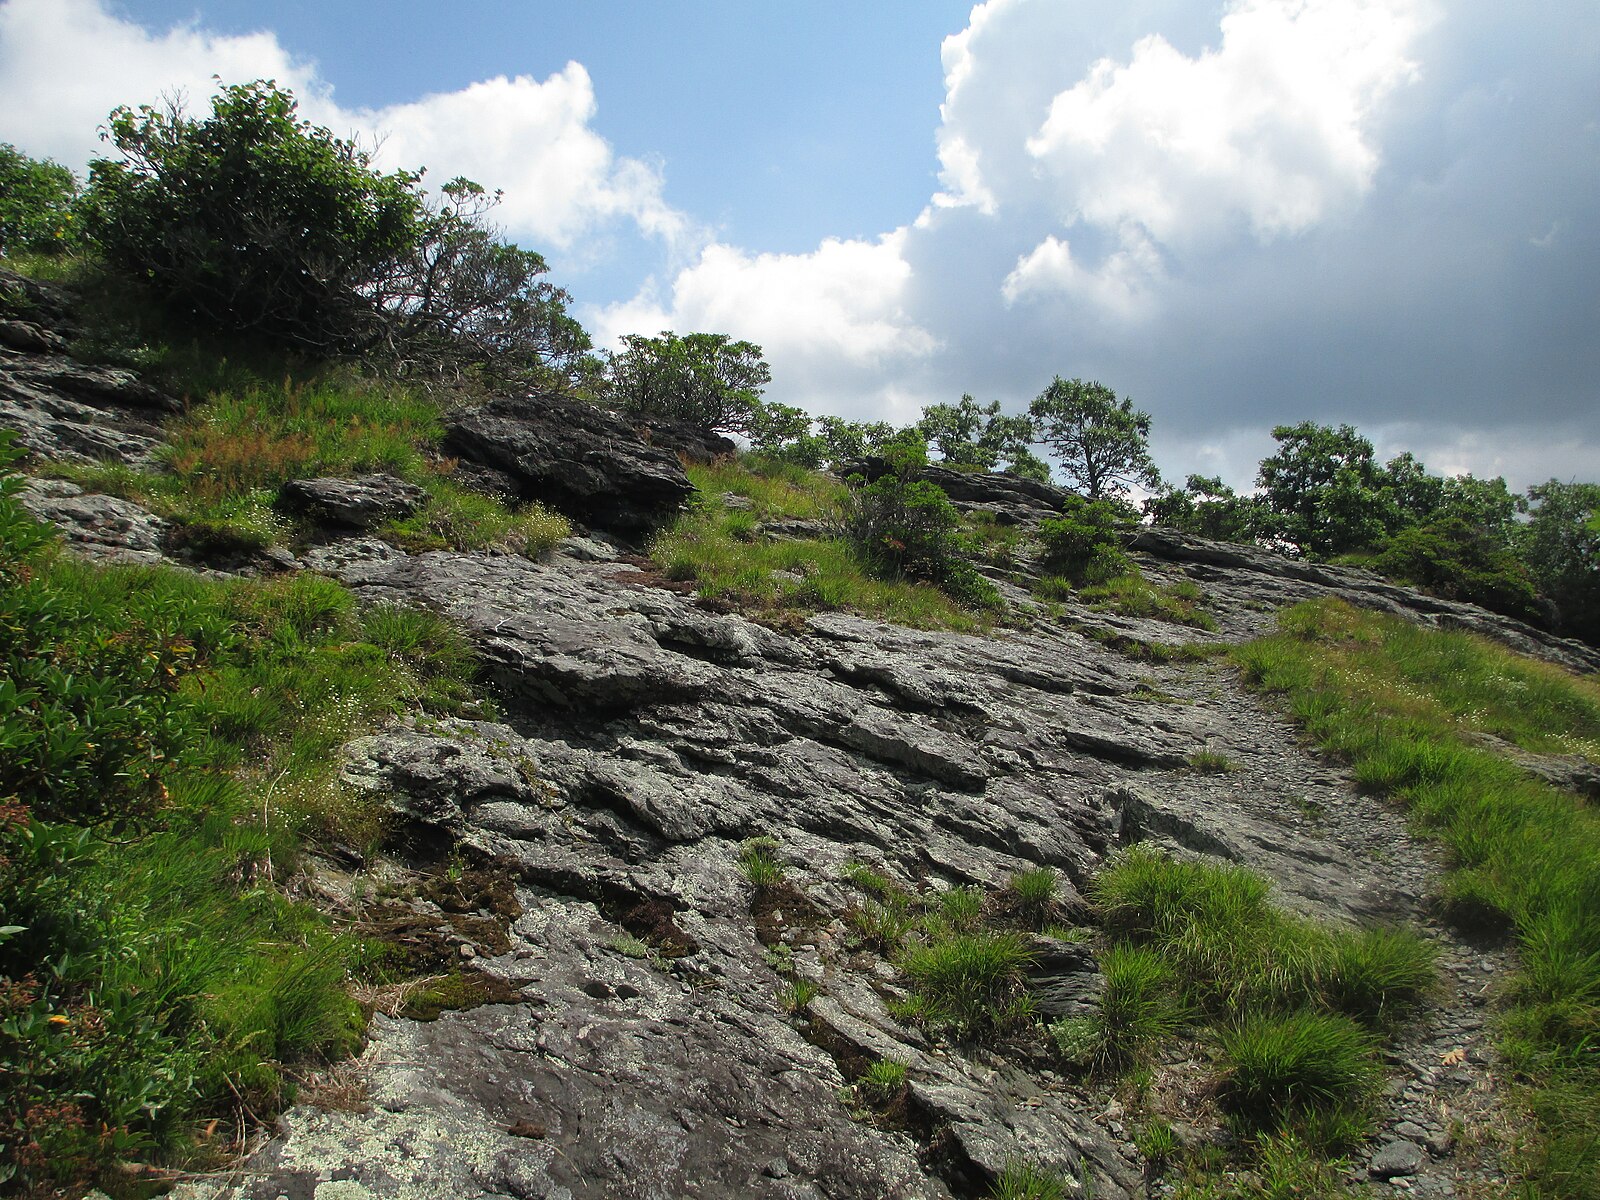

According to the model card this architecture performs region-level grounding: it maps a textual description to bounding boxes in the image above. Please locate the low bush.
[1037,496,1131,584]
[841,430,1001,610]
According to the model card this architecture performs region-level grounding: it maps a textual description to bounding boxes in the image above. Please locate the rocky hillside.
[4,271,1597,1200]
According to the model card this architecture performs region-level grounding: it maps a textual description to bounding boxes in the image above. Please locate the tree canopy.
[78,79,587,383]
[916,394,1049,481]
[1028,377,1160,500]
[604,330,772,434]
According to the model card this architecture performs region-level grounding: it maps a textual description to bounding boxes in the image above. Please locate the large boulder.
[444,392,694,533]
[276,473,426,529]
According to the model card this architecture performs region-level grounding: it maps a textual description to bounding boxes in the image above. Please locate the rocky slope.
[5,280,1592,1199]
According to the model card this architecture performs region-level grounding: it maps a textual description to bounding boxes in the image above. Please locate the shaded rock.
[1023,935,1103,1019]
[277,474,426,529]
[630,413,736,464]
[443,392,693,533]
[0,318,66,354]
[0,356,173,468]
[0,265,77,331]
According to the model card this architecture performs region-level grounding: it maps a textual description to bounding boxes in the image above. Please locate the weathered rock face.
[4,295,1563,1197]
[277,473,428,529]
[1131,525,1600,674]
[629,412,737,464]
[0,267,181,471]
[173,527,1514,1200]
[444,393,695,533]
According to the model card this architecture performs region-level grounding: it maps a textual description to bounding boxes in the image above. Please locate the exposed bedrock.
[442,392,695,534]
[164,533,1493,1200]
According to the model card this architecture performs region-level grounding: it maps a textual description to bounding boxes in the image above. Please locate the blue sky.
[2,0,1597,491]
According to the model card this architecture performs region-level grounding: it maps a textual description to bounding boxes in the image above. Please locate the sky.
[1,0,1596,492]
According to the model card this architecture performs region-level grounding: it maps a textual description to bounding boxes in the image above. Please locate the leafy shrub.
[1373,516,1541,623]
[80,81,587,381]
[82,81,421,349]
[606,330,771,433]
[1036,495,1131,585]
[842,430,1000,609]
[0,143,79,256]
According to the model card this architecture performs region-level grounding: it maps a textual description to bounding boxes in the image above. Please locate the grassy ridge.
[45,368,570,559]
[1234,599,1600,1198]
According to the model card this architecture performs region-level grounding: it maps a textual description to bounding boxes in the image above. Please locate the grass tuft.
[738,836,784,891]
[897,929,1035,1037]
[1216,1010,1379,1136]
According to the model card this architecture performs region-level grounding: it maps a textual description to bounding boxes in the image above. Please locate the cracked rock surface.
[160,525,1572,1200]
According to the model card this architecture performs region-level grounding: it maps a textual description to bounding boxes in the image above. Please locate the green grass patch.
[738,835,785,891]
[1234,598,1600,1196]
[1216,1010,1379,1140]
[1006,866,1060,927]
[989,1158,1073,1200]
[0,450,482,1190]
[897,928,1036,1038]
[1093,845,1434,1024]
[1187,749,1238,774]
[1079,570,1219,631]
[41,369,569,559]
[651,458,993,631]
[857,1057,908,1103]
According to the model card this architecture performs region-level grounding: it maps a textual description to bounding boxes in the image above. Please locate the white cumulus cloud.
[591,230,940,422]
[1027,0,1432,249]
[0,0,689,253]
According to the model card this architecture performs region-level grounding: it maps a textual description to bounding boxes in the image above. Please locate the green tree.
[366,177,591,384]
[0,144,79,256]
[604,330,772,434]
[1520,480,1600,643]
[841,429,997,607]
[81,81,423,348]
[1144,474,1260,544]
[816,416,897,463]
[1255,422,1397,558]
[1028,377,1160,500]
[916,394,1044,479]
